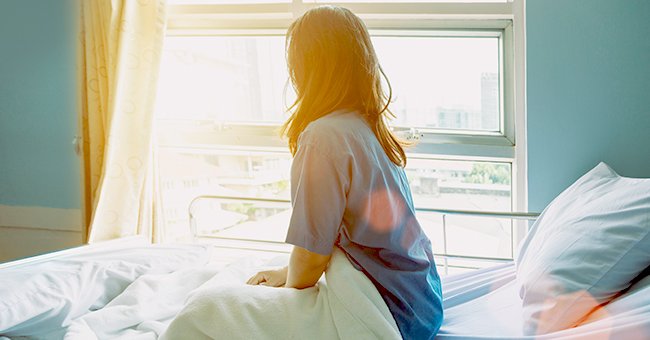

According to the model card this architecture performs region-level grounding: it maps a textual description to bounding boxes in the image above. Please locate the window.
[155,0,527,274]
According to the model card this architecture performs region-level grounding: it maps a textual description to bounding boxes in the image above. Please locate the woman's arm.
[246,245,331,288]
[285,245,332,289]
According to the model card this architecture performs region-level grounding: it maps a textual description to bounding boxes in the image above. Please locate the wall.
[0,0,82,261]
[526,0,650,212]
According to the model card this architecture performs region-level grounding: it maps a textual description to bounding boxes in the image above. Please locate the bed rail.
[188,195,539,274]
[0,235,148,270]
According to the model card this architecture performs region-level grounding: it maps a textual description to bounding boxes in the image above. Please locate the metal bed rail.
[0,235,148,270]
[189,195,540,274]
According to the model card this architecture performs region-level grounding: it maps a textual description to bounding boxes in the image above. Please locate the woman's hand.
[246,266,288,287]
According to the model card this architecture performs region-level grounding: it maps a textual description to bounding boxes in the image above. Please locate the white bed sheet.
[438,263,650,339]
[3,242,649,340]
[0,238,211,339]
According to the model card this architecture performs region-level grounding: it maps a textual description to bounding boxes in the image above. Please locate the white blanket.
[0,242,211,339]
[161,248,401,340]
[63,268,219,340]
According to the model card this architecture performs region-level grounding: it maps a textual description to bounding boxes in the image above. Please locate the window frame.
[159,0,528,249]
[164,1,518,147]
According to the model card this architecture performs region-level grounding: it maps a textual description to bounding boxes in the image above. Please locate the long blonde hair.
[282,6,409,167]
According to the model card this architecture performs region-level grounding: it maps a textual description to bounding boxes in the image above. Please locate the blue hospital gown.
[285,110,444,339]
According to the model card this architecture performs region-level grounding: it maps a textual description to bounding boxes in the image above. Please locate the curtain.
[79,0,167,243]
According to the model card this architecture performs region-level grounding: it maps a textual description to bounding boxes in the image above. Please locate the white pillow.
[516,162,650,335]
[579,267,650,325]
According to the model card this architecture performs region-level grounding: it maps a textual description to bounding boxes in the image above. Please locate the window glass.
[156,36,289,123]
[156,34,501,131]
[374,36,500,131]
[157,149,292,241]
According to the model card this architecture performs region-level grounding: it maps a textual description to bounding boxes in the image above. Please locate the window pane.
[156,34,500,132]
[373,36,500,131]
[192,198,292,243]
[406,158,511,212]
[424,213,513,259]
[156,36,290,123]
[157,148,292,241]
[407,158,513,265]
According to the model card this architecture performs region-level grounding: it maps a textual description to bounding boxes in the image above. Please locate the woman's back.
[285,109,444,339]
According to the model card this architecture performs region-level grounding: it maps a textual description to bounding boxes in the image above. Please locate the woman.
[247,6,443,339]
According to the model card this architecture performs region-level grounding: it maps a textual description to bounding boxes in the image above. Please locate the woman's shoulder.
[301,110,367,142]
[298,110,368,158]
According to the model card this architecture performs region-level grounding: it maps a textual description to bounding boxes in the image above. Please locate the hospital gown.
[285,110,443,340]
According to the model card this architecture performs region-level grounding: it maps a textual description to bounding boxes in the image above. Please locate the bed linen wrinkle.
[0,244,210,338]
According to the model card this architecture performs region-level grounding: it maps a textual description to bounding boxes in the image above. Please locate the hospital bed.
[1,196,649,339]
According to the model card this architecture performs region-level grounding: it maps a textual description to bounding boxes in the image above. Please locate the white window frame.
[160,0,528,246]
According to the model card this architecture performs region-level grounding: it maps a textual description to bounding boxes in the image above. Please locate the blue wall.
[0,0,80,209]
[527,0,650,211]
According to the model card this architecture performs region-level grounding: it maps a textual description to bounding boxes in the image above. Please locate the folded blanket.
[161,248,401,340]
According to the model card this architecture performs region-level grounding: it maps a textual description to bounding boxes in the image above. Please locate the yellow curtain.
[79,0,167,243]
